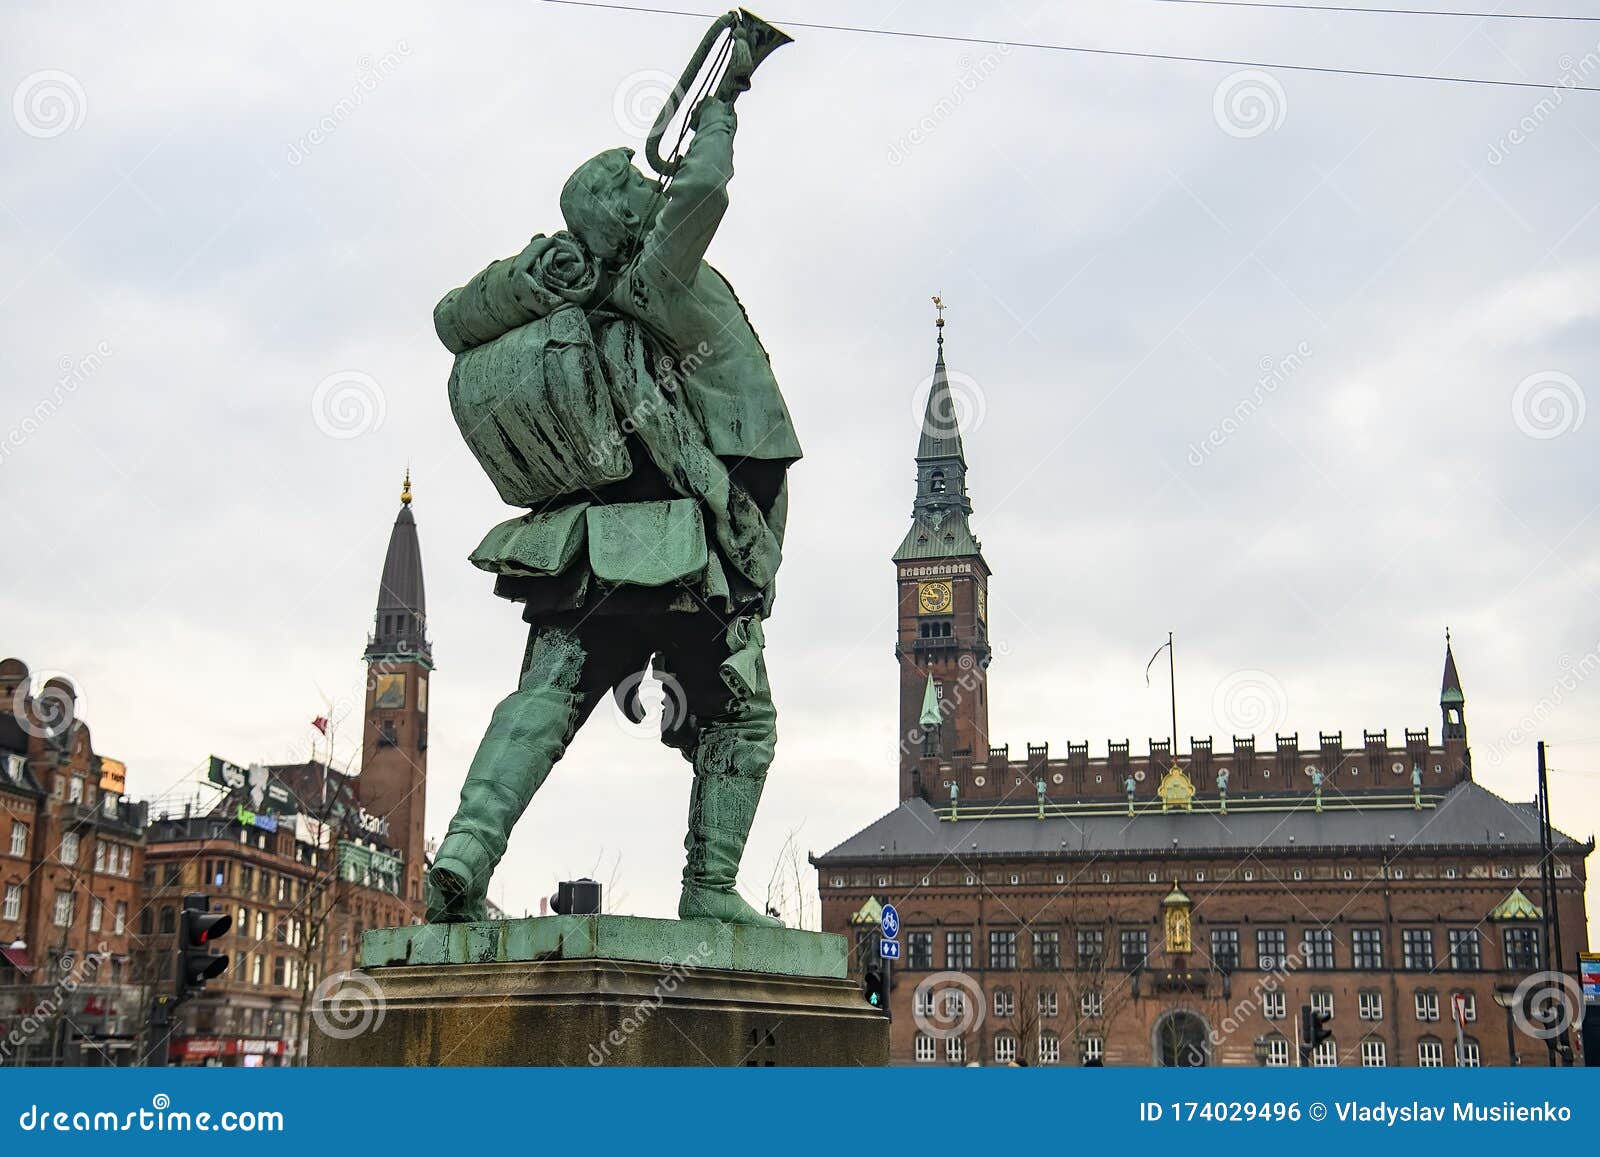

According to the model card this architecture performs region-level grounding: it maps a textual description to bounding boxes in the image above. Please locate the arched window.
[929,470,946,493]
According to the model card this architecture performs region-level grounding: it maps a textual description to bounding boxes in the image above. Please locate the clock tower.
[894,306,991,802]
[358,470,432,913]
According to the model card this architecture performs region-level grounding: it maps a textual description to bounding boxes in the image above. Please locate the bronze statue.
[427,10,798,927]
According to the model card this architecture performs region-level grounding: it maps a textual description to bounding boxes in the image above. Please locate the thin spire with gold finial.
[931,293,946,346]
[401,466,412,506]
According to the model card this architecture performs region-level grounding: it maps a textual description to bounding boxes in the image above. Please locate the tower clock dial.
[918,580,953,615]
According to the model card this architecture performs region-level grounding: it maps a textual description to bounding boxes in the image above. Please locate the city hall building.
[814,324,1591,1068]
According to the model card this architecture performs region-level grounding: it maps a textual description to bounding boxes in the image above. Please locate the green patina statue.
[427,10,799,927]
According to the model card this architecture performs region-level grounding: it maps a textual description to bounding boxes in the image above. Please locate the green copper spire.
[894,303,984,563]
[919,674,941,728]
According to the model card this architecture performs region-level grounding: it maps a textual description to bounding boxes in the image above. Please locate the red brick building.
[815,324,1591,1068]
[136,476,434,1065]
[0,660,147,1066]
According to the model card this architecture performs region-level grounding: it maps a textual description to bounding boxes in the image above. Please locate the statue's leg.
[428,621,620,922]
[662,618,783,927]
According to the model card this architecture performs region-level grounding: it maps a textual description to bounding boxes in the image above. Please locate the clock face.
[918,580,953,615]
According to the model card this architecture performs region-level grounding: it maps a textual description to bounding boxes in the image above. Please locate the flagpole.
[1168,631,1178,764]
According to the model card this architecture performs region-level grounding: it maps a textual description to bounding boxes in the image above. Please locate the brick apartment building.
[0,660,148,1066]
[136,477,435,1065]
[815,322,1592,1068]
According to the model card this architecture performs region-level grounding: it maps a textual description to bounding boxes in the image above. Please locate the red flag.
[310,716,328,735]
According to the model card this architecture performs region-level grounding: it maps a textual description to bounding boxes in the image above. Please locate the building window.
[59,831,79,865]
[1448,928,1481,971]
[1040,1032,1061,1065]
[1361,1037,1387,1067]
[906,931,933,971]
[913,988,934,1018]
[1415,990,1440,1021]
[989,929,1018,970]
[914,1033,936,1063]
[8,823,24,857]
[1311,1037,1338,1067]
[1311,990,1333,1018]
[994,1033,1018,1064]
[1402,928,1434,970]
[2,884,19,921]
[1081,1035,1104,1065]
[1263,990,1286,1020]
[89,898,103,933]
[1456,1038,1481,1067]
[1038,989,1058,1018]
[993,987,1015,1018]
[52,891,73,927]
[942,991,967,1022]
[1120,928,1148,969]
[251,955,264,986]
[1302,928,1335,970]
[946,1036,965,1063]
[93,842,105,873]
[945,930,972,971]
[1210,928,1240,971]
[114,902,126,935]
[1451,992,1477,1022]
[1358,990,1383,1020]
[1257,928,1287,970]
[1032,930,1060,970]
[68,776,83,803]
[1081,989,1104,1018]
[1076,928,1104,969]
[1266,1034,1290,1067]
[1351,927,1384,970]
[1417,1038,1444,1067]
[1503,926,1540,971]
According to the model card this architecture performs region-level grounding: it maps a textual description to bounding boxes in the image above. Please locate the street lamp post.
[1253,1036,1270,1066]
[1492,985,1520,1067]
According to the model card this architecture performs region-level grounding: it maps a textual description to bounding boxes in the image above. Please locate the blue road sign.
[881,903,900,940]
[879,938,901,959]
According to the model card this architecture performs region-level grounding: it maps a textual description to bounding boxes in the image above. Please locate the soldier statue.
[425,15,799,927]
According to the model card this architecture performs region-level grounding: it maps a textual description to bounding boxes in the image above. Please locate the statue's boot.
[677,693,783,927]
[428,628,590,923]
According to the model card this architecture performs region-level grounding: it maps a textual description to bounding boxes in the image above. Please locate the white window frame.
[945,1036,965,1063]
[114,902,126,935]
[1266,1035,1290,1066]
[2,884,20,921]
[1456,1039,1481,1068]
[1039,1033,1060,1064]
[914,1033,936,1063]
[89,898,103,932]
[52,891,73,928]
[1038,989,1058,1018]
[993,988,1015,1018]
[1311,1037,1338,1067]
[8,823,23,857]
[1311,989,1333,1018]
[1358,990,1383,1020]
[1415,991,1440,1021]
[1361,1037,1387,1067]
[1082,1034,1104,1064]
[1418,1039,1444,1067]
[59,831,79,865]
[994,1033,1018,1064]
[1081,989,1103,1018]
[1452,992,1477,1023]
[1263,990,1286,1020]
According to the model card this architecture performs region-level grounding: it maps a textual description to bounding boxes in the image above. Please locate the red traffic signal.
[178,894,231,997]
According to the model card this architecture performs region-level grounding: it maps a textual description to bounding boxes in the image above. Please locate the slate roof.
[814,781,1588,864]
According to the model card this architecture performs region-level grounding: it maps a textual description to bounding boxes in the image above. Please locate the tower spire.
[366,482,431,666]
[1441,628,1465,741]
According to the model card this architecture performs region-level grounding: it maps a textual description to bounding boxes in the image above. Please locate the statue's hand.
[716,31,754,100]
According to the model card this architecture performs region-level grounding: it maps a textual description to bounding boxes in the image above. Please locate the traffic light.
[177,893,231,999]
[1300,1004,1332,1064]
[862,957,891,1017]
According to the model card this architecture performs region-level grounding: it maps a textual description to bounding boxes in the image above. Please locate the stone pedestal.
[310,915,888,1067]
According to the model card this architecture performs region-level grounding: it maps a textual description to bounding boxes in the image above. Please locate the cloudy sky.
[3,1,1597,928]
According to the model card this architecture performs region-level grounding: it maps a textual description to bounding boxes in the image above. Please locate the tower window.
[929,470,946,493]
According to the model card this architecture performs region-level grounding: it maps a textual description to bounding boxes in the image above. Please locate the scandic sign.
[170,1037,285,1059]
